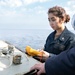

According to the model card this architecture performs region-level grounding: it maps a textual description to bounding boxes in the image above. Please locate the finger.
[30,66,36,71]
[37,49,41,51]
[30,64,39,71]
[37,70,42,75]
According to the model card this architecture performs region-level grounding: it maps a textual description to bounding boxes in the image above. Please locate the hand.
[30,63,46,75]
[38,50,50,60]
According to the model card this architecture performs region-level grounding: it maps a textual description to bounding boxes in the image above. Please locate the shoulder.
[45,48,75,75]
[67,31,75,42]
[47,31,55,38]
[65,28,75,37]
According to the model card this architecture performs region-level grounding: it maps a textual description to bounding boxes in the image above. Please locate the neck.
[56,25,65,35]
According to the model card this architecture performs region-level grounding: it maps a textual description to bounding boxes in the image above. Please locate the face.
[48,13,63,30]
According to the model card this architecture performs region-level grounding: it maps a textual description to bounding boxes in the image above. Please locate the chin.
[52,27,56,30]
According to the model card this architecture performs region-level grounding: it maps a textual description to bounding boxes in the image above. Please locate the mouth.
[51,26,55,28]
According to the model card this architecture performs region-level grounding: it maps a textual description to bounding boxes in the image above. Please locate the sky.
[0,0,75,30]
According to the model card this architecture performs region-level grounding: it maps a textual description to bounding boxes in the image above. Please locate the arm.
[30,47,75,75]
[45,47,75,75]
[65,33,75,50]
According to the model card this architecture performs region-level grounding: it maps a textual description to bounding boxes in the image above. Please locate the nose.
[50,22,53,26]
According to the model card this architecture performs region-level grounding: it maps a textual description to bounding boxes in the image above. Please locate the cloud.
[9,0,22,7]
[0,0,50,16]
[0,0,75,30]
[67,0,75,8]
[0,0,22,8]
[0,7,17,16]
[23,0,49,5]
[0,0,50,7]
[67,0,75,6]
[0,0,6,6]
[27,6,47,15]
[62,0,75,30]
[64,0,75,17]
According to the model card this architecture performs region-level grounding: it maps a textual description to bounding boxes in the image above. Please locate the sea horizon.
[0,29,75,51]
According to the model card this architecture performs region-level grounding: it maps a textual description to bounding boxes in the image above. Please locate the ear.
[59,18,64,23]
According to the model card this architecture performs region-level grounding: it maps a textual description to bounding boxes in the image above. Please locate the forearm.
[45,47,75,75]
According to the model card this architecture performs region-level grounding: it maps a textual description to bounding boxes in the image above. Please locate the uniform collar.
[53,27,70,42]
[58,27,70,42]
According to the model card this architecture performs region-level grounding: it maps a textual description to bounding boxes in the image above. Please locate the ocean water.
[0,29,51,51]
[0,29,74,52]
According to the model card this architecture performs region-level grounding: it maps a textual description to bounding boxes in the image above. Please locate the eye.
[48,17,56,22]
[51,18,56,21]
[48,18,50,21]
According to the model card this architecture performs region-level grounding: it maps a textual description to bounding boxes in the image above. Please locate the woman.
[26,6,75,60]
[42,6,75,59]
